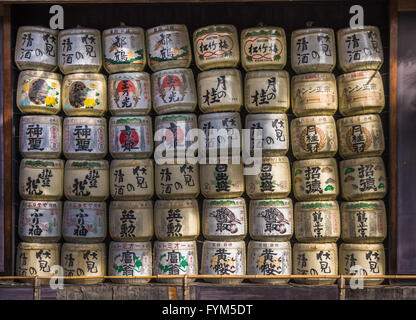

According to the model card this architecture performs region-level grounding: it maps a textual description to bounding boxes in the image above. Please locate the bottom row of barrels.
[16,241,385,286]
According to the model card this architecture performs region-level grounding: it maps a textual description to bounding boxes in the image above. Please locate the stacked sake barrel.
[148,25,199,283]
[15,26,62,284]
[194,25,246,283]
[104,26,154,284]
[56,27,108,285]
[290,28,340,285]
[336,26,387,285]
[241,27,293,284]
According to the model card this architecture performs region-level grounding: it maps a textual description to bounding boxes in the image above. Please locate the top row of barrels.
[15,24,383,74]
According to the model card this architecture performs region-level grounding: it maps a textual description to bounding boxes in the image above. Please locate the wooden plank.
[0,287,33,300]
[0,10,4,274]
[398,0,416,12]
[0,0,348,4]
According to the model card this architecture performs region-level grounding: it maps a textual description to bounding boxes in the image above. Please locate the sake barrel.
[245,156,291,199]
[109,201,154,242]
[294,201,340,243]
[154,113,198,159]
[249,198,293,241]
[339,243,385,286]
[337,70,385,116]
[63,117,107,160]
[61,242,106,285]
[110,159,154,200]
[292,158,339,201]
[290,115,338,160]
[293,242,338,285]
[198,68,243,113]
[62,73,107,116]
[337,114,385,159]
[19,115,62,159]
[341,201,387,243]
[202,198,247,241]
[201,240,246,284]
[146,24,192,72]
[17,70,62,115]
[339,157,387,201]
[58,28,102,74]
[108,72,151,115]
[151,68,197,114]
[155,162,199,199]
[200,159,244,199]
[18,200,62,243]
[198,112,242,157]
[63,201,107,243]
[247,241,291,285]
[64,160,109,202]
[109,116,153,159]
[154,199,200,241]
[153,241,197,284]
[244,70,290,113]
[108,241,152,284]
[16,242,60,285]
[241,27,287,71]
[193,25,239,71]
[103,26,146,74]
[19,159,64,201]
[291,28,336,74]
[245,113,289,156]
[337,26,384,73]
[15,26,58,72]
[291,73,337,117]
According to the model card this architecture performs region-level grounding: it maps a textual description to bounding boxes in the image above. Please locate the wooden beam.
[0,0,348,3]
[398,0,416,11]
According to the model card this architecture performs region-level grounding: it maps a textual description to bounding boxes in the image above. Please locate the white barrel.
[16,242,60,285]
[241,27,287,71]
[108,241,152,284]
[61,243,106,285]
[102,26,146,74]
[109,116,153,159]
[153,241,197,284]
[63,201,107,243]
[198,112,242,157]
[337,26,383,73]
[292,158,339,201]
[202,198,247,241]
[110,159,154,200]
[337,114,385,159]
[63,117,107,160]
[62,73,107,116]
[18,200,62,243]
[16,70,62,115]
[58,28,102,74]
[146,24,192,72]
[245,156,291,199]
[151,68,197,115]
[155,162,200,199]
[339,157,387,201]
[19,159,64,201]
[339,243,385,286]
[64,160,109,202]
[15,26,58,72]
[193,25,240,71]
[249,198,293,241]
[108,72,151,115]
[247,241,291,284]
[294,201,340,243]
[245,113,289,156]
[109,201,153,242]
[198,68,243,113]
[341,201,387,243]
[291,116,338,160]
[291,28,336,74]
[19,115,62,159]
[293,242,338,285]
[201,240,246,284]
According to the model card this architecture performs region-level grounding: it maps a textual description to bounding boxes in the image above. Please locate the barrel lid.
[337,25,380,37]
[251,198,292,207]
[110,116,151,125]
[102,26,144,36]
[109,200,153,210]
[291,27,334,37]
[246,113,288,122]
[248,240,291,249]
[155,199,198,209]
[146,24,188,34]
[59,27,101,36]
[245,69,289,79]
[204,198,245,207]
[295,200,339,211]
[241,26,285,36]
[63,116,106,125]
[340,242,384,251]
[66,159,109,170]
[63,73,106,81]
[337,113,381,126]
[64,201,107,210]
[156,113,197,124]
[341,200,385,210]
[260,156,290,164]
[109,241,151,250]
[194,24,237,36]
[293,242,337,251]
[340,156,384,167]
[18,26,58,36]
[291,115,335,126]
[111,158,153,168]
[151,67,194,77]
[337,70,381,82]
[198,68,242,80]
[203,240,245,248]
[154,240,196,248]
[19,242,61,250]
[293,157,337,167]
[108,72,149,81]
[292,72,336,82]
[199,111,241,122]
[21,114,62,123]
[62,242,106,251]
[20,200,62,209]
[18,70,62,80]
[22,158,64,169]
